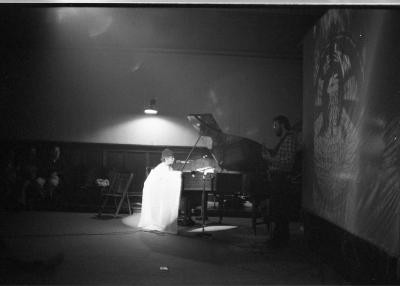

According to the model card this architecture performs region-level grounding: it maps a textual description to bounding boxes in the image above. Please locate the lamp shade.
[144,98,158,115]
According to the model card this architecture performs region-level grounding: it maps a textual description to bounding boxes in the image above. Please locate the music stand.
[181,114,222,172]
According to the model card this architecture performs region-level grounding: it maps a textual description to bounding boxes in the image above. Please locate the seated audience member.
[36,146,66,207]
[1,149,20,210]
[19,146,41,208]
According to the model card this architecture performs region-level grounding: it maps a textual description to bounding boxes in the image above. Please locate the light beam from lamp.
[144,98,158,115]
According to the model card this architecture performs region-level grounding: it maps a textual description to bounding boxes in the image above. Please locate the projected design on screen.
[356,116,400,249]
[312,11,365,223]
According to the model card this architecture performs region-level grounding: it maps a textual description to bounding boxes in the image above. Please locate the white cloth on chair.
[138,162,182,234]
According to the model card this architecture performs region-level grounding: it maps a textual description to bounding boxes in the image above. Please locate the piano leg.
[178,195,195,226]
[251,197,259,235]
[199,192,208,221]
[198,174,212,237]
[217,193,224,224]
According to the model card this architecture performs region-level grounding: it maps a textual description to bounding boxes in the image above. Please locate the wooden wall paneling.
[102,149,107,169]
[81,149,104,184]
[85,149,103,168]
[124,152,147,193]
[145,152,150,176]
[148,151,162,170]
[105,150,125,172]
[64,147,84,191]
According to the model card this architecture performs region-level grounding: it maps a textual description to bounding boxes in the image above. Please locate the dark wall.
[1,6,303,147]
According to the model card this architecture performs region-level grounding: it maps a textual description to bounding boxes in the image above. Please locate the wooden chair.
[125,187,143,211]
[97,172,134,218]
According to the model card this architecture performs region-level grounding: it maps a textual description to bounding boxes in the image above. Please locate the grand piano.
[175,113,269,226]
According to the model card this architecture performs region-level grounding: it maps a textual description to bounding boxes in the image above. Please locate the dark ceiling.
[1,6,326,59]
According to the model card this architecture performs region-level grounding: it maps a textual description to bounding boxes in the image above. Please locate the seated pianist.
[137,148,182,234]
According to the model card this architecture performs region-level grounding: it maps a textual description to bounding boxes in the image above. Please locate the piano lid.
[187,113,265,172]
[187,113,222,137]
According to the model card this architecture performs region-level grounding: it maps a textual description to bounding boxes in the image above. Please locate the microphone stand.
[178,134,202,227]
[181,134,202,172]
[180,133,212,237]
[197,169,213,238]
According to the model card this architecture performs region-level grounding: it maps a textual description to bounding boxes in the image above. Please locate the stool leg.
[98,196,109,217]
[252,198,257,235]
[126,195,132,215]
[115,193,126,217]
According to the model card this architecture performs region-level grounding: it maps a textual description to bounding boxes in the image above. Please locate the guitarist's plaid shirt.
[269,131,297,174]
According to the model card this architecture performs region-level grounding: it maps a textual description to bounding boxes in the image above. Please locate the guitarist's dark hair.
[273,115,291,131]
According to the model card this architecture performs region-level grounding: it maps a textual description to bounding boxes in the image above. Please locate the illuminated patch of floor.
[188,225,238,232]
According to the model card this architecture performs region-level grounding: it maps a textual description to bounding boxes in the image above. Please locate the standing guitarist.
[263,115,297,248]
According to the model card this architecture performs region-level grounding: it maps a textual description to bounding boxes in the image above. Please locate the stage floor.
[0,210,345,284]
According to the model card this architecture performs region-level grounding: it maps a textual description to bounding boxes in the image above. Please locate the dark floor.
[0,210,347,285]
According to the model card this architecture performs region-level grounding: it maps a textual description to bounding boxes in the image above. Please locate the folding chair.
[126,188,143,211]
[97,172,134,218]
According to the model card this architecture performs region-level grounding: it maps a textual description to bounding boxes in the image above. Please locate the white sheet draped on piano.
[138,162,182,234]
